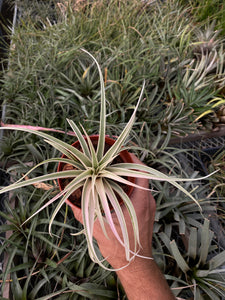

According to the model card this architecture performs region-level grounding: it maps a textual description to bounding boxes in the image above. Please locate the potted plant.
[0,49,212,269]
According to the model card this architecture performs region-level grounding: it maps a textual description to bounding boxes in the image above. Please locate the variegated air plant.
[0,49,212,269]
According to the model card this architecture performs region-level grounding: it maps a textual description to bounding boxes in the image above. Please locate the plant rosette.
[0,49,214,269]
[57,135,136,210]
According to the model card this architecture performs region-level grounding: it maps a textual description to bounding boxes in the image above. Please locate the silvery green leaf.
[170,240,190,273]
[209,250,225,270]
[80,49,106,161]
[188,227,197,260]
[198,219,212,266]
[67,119,91,158]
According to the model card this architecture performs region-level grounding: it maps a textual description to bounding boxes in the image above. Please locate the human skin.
[72,154,175,300]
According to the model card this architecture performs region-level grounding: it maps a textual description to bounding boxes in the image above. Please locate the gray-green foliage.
[148,147,225,299]
[0,184,121,299]
[1,0,225,162]
[179,0,225,35]
[156,218,225,299]
[1,50,210,271]
[1,0,225,299]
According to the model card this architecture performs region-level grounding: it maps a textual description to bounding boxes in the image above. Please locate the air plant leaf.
[0,169,83,194]
[99,81,145,167]
[95,178,124,247]
[104,180,130,257]
[187,227,197,260]
[209,250,225,270]
[80,48,106,161]
[109,180,140,249]
[81,178,108,268]
[170,240,190,273]
[80,124,99,169]
[66,119,91,158]
[0,126,92,167]
[198,218,213,267]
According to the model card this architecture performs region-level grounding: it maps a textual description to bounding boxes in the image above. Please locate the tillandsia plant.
[158,218,225,299]
[0,49,213,269]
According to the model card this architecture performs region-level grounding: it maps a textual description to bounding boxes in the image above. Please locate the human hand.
[71,154,156,269]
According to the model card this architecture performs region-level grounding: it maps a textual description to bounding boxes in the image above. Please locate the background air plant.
[157,218,225,299]
[0,50,212,269]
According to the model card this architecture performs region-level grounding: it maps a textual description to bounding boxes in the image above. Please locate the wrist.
[115,258,175,300]
[116,255,154,275]
[106,247,153,271]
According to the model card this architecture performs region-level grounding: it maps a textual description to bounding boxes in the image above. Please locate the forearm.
[116,258,175,300]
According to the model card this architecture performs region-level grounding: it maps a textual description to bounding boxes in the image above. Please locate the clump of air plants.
[0,49,212,269]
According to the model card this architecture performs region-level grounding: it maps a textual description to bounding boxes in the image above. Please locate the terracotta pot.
[57,135,136,212]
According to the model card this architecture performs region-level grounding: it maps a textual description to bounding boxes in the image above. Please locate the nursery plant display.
[158,218,225,299]
[1,0,225,158]
[1,0,225,299]
[0,183,120,299]
[0,49,210,270]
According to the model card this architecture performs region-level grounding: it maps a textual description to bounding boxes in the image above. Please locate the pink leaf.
[0,122,76,136]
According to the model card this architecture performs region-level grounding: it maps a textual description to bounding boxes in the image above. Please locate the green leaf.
[170,240,190,273]
[100,82,145,167]
[0,169,82,195]
[35,289,67,300]
[198,218,211,266]
[28,271,59,299]
[187,227,197,260]
[45,258,58,268]
[10,269,23,300]
[66,119,91,158]
[196,269,210,277]
[22,253,42,300]
[209,250,225,270]
[0,125,92,167]
[80,49,106,161]
[95,178,127,256]
[198,282,221,300]
[8,262,33,273]
[81,125,99,168]
[1,246,19,294]
[178,218,185,235]
[0,224,17,232]
[109,180,140,249]
[104,180,130,259]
